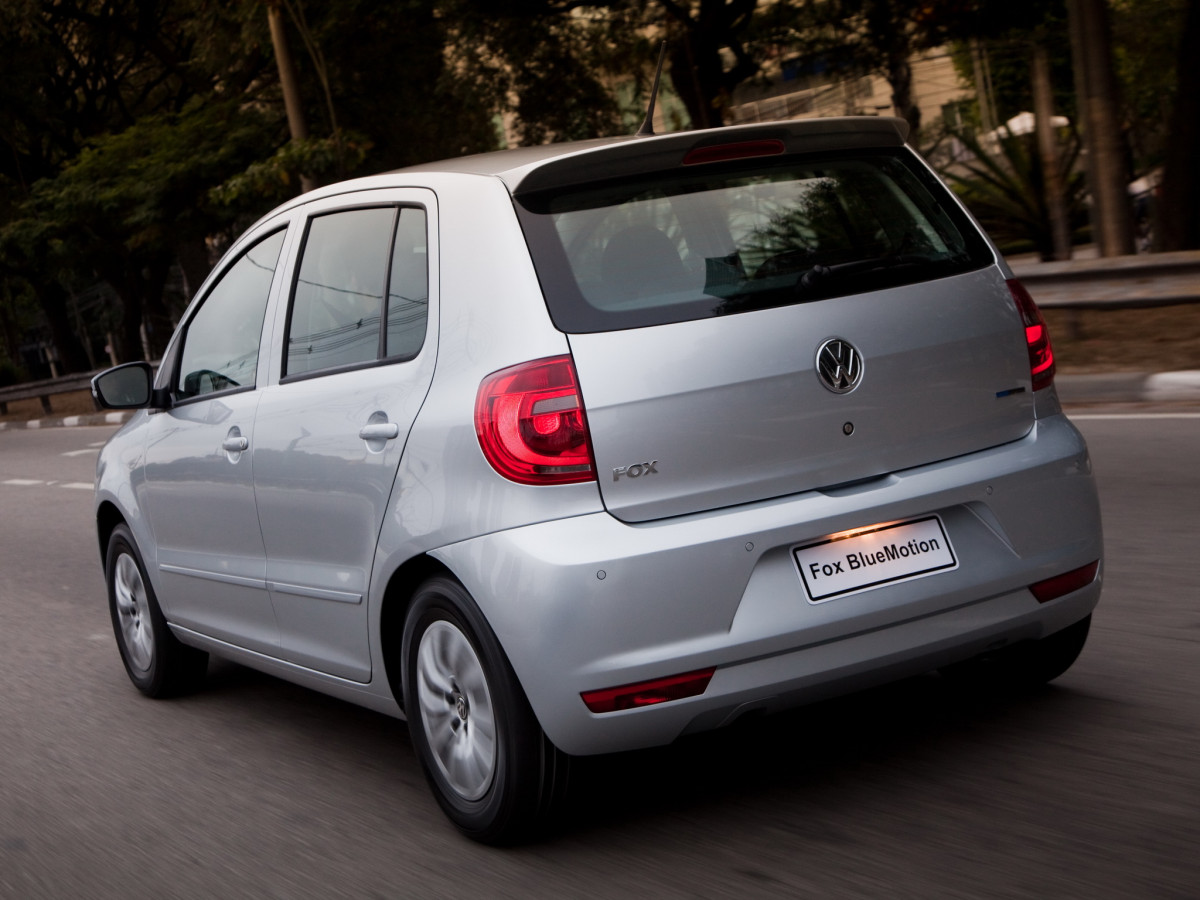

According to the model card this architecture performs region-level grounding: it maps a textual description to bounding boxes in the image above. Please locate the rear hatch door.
[569,269,1033,523]
[515,133,1035,523]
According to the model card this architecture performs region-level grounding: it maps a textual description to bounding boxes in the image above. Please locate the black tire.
[105,523,208,698]
[401,575,568,844]
[943,615,1091,691]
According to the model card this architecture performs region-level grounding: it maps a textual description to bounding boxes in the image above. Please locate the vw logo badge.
[815,338,863,394]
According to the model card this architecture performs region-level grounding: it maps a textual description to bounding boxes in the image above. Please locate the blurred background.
[1,0,1197,383]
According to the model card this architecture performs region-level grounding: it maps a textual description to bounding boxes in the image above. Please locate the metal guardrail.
[3,252,1199,417]
[1009,249,1200,309]
[0,371,99,416]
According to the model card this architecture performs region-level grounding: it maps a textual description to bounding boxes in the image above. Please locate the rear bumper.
[434,413,1102,756]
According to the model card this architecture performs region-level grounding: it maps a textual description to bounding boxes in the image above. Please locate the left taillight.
[1007,279,1055,391]
[474,355,596,485]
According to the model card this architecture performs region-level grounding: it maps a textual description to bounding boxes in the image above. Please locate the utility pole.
[267,1,316,194]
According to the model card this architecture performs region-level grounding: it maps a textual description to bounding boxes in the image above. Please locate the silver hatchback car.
[92,117,1103,843]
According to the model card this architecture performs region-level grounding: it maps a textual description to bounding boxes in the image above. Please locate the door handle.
[359,422,400,441]
[222,436,249,453]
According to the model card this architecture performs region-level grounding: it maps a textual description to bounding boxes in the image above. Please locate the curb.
[1056,370,1200,404]
[0,411,133,431]
[3,372,1200,430]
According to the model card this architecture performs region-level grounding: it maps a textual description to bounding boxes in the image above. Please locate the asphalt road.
[1,413,1198,899]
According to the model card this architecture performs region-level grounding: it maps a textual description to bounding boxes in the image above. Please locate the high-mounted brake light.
[581,668,716,714]
[475,355,596,485]
[683,139,785,166]
[1007,279,1055,391]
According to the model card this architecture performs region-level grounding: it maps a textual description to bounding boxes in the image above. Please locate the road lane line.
[1071,413,1200,420]
[3,479,43,486]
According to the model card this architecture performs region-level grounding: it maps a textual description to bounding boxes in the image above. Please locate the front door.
[140,227,288,654]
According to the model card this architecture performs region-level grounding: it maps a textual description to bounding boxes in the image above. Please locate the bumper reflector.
[581,668,716,714]
[1029,560,1100,604]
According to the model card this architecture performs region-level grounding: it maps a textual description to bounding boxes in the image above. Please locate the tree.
[1066,0,1134,256]
[1150,0,1200,250]
[0,0,276,366]
[656,0,760,129]
[757,0,976,135]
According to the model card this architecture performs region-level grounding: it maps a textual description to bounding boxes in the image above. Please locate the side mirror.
[91,362,164,410]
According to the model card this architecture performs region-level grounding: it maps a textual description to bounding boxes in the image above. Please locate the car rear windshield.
[514,148,994,333]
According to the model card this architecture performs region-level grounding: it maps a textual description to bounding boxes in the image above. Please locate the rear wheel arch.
[379,554,455,710]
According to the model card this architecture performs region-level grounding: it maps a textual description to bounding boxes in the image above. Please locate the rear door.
[252,190,437,681]
[517,147,1035,522]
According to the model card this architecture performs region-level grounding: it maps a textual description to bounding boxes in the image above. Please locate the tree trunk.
[885,45,920,135]
[1032,42,1072,260]
[1157,0,1200,251]
[663,0,758,129]
[669,35,719,128]
[267,1,317,192]
[1066,0,1134,256]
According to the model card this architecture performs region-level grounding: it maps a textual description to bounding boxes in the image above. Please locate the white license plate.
[794,516,957,603]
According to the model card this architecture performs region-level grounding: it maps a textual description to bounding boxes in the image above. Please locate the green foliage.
[26,99,280,245]
[210,134,372,213]
[1110,0,1189,172]
[943,126,1087,258]
[441,1,636,144]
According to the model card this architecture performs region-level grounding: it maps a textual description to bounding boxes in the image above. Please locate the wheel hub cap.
[113,552,154,674]
[415,620,497,802]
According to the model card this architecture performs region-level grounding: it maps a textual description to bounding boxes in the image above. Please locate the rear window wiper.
[795,254,942,292]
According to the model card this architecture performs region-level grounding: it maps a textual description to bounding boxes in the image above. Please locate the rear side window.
[287,207,393,376]
[516,150,993,332]
[285,206,428,378]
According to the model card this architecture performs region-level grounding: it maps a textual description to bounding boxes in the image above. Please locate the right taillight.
[1007,279,1055,391]
[474,355,596,485]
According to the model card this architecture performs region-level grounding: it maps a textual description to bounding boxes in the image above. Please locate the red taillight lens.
[474,355,596,485]
[581,668,716,714]
[1029,560,1100,604]
[1007,279,1055,391]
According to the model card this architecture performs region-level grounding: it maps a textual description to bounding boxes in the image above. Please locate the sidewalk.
[1055,370,1200,404]
[3,371,1199,431]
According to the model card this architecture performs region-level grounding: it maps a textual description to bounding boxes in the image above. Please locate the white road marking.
[1071,413,1200,420]
[2,478,92,490]
[62,448,101,457]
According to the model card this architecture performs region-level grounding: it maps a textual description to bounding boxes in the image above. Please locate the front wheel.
[401,576,568,843]
[106,523,207,697]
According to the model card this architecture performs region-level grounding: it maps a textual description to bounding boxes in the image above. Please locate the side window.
[286,207,395,377]
[176,229,286,399]
[385,207,428,360]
